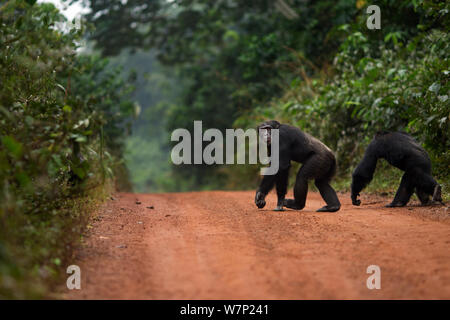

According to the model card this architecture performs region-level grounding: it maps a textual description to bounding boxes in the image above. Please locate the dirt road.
[64,191,450,299]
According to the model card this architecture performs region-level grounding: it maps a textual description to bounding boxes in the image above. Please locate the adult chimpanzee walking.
[255,120,341,212]
[351,131,443,207]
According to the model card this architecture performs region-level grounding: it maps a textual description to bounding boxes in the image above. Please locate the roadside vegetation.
[231,3,449,195]
[0,1,135,298]
[81,0,448,194]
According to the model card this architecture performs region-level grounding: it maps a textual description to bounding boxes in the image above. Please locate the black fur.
[255,120,341,212]
[351,131,443,207]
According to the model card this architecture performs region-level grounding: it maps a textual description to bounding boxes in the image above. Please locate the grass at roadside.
[0,181,113,299]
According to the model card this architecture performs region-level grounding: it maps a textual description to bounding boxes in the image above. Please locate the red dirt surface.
[63,191,450,299]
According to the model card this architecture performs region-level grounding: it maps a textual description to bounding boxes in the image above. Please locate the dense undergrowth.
[0,1,135,298]
[79,0,449,193]
[228,1,449,198]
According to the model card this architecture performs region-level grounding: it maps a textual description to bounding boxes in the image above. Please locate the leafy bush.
[0,1,134,298]
[233,1,449,191]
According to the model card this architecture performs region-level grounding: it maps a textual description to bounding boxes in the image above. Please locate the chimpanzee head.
[257,120,281,145]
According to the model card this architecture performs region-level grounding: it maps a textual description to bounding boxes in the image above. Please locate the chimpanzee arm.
[255,175,276,209]
[255,142,290,209]
[351,143,378,205]
[258,175,277,194]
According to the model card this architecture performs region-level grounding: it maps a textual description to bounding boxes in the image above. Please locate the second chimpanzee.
[351,131,443,207]
[255,120,341,212]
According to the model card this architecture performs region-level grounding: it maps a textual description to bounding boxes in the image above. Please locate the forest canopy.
[80,0,449,191]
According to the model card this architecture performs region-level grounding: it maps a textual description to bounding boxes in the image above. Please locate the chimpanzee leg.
[283,174,308,210]
[432,184,444,204]
[412,167,443,204]
[414,168,438,194]
[387,171,415,207]
[315,179,341,212]
[284,161,316,210]
[274,167,290,211]
[415,187,430,205]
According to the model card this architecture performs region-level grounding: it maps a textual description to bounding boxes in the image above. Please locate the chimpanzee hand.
[255,191,266,209]
[351,193,361,206]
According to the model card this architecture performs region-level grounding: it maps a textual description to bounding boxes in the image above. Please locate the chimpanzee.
[255,120,341,212]
[351,131,443,207]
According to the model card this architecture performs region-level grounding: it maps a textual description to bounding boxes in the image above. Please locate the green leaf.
[72,166,86,179]
[345,101,361,106]
[438,95,448,102]
[1,136,23,158]
[428,82,441,94]
[56,83,66,94]
[51,154,63,167]
[426,115,437,124]
[75,135,87,143]
[16,171,30,188]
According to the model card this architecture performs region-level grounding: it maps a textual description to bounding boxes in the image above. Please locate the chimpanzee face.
[258,121,280,145]
[259,127,271,144]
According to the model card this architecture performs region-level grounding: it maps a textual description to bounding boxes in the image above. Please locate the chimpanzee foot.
[283,199,304,210]
[273,205,285,211]
[418,199,431,206]
[316,205,340,212]
[432,185,445,205]
[385,202,406,207]
[432,184,442,201]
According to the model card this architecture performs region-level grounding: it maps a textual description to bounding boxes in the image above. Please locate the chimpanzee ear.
[258,120,280,131]
[271,120,281,129]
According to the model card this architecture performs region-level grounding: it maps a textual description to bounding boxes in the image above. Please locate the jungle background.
[0,0,448,298]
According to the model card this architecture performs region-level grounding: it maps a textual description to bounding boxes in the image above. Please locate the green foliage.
[83,0,449,191]
[0,1,134,298]
[76,0,449,193]
[233,1,449,190]
[81,0,361,190]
